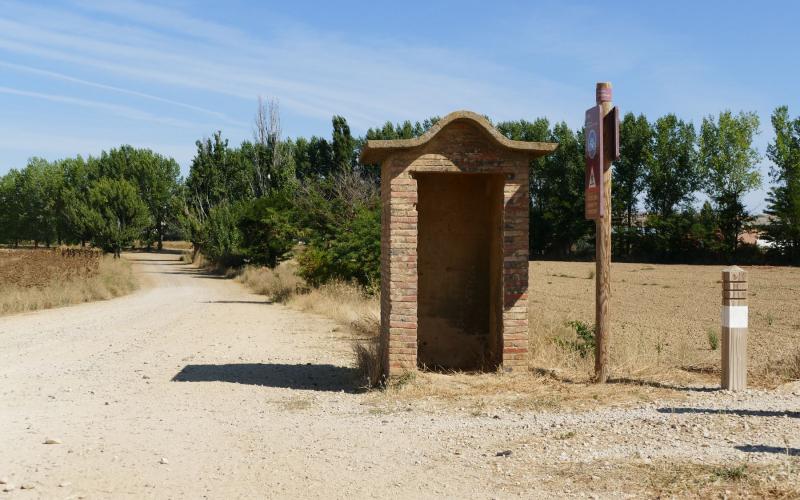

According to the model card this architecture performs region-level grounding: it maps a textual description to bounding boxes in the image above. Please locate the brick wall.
[381,121,530,378]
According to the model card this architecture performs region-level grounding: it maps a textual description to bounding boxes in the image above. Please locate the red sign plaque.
[585,105,604,220]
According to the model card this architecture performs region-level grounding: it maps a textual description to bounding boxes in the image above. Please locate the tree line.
[1,100,799,287]
[500,107,799,264]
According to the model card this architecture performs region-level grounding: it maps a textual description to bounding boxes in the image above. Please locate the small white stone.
[44,437,62,445]
[159,457,169,465]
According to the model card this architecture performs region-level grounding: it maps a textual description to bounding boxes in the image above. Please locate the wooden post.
[721,266,748,391]
[594,82,613,383]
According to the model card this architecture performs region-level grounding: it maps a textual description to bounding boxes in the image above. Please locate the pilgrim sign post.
[586,82,619,382]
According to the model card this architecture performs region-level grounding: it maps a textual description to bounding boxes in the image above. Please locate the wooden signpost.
[586,82,619,383]
[721,266,748,391]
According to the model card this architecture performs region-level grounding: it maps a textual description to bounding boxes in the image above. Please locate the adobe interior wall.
[416,173,504,370]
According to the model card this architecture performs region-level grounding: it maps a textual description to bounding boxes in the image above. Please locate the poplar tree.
[765,106,800,261]
[332,115,355,175]
[699,110,761,257]
[612,113,651,256]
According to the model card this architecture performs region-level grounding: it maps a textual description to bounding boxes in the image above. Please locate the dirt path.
[1,252,798,498]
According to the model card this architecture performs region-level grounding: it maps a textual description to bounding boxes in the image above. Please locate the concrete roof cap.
[360,110,558,164]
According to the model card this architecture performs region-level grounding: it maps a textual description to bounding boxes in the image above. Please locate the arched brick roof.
[360,110,558,164]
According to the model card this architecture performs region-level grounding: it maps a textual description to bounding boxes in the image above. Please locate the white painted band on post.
[721,306,748,328]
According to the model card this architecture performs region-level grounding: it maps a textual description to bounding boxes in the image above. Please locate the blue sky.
[1,0,798,211]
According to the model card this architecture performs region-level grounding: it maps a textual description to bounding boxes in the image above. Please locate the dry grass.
[290,281,379,336]
[529,460,799,498]
[529,261,800,387]
[369,370,687,413]
[161,240,193,251]
[237,259,800,395]
[0,248,138,316]
[236,261,380,337]
[236,261,305,303]
[352,336,385,387]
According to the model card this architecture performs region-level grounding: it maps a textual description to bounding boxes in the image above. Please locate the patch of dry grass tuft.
[353,336,385,387]
[236,261,304,303]
[290,280,379,336]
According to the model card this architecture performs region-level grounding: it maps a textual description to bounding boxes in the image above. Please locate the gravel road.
[1,252,798,498]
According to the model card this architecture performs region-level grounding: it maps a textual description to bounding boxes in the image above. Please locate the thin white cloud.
[0,86,203,129]
[0,0,575,131]
[0,60,247,128]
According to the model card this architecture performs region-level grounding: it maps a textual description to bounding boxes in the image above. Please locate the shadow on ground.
[172,363,361,393]
[531,368,716,392]
[736,444,800,456]
[657,407,800,418]
[201,300,273,305]
[609,377,717,393]
[126,257,174,262]
[142,268,229,279]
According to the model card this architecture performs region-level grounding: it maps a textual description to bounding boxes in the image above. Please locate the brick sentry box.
[360,111,557,379]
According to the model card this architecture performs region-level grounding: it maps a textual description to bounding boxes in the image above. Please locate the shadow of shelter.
[172,363,360,393]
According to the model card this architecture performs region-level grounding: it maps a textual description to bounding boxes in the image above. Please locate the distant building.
[741,214,775,248]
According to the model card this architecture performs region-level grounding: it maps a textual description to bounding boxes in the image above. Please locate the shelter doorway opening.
[415,172,504,371]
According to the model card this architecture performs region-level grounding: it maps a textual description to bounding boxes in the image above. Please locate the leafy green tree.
[645,115,699,217]
[86,178,151,257]
[365,117,440,141]
[699,111,761,257]
[612,113,651,257]
[183,132,253,257]
[296,204,380,287]
[186,132,252,214]
[18,158,63,246]
[238,191,298,267]
[292,172,381,287]
[58,156,94,245]
[0,170,24,245]
[499,119,589,258]
[764,106,800,262]
[203,201,243,264]
[332,115,355,175]
[133,152,181,249]
[497,118,556,256]
[248,98,296,196]
[94,146,182,248]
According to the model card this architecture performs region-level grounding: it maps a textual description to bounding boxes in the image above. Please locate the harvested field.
[0,247,101,288]
[529,261,800,387]
[0,247,139,315]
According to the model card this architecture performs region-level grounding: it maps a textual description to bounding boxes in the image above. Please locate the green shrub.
[238,191,297,267]
[707,327,719,350]
[297,205,380,287]
[293,174,380,288]
[555,320,596,358]
[204,201,243,264]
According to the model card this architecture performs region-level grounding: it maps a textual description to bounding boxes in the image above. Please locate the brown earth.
[528,261,800,387]
[0,248,101,289]
[0,253,798,498]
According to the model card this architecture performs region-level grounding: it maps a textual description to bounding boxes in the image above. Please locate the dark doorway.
[415,173,504,370]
